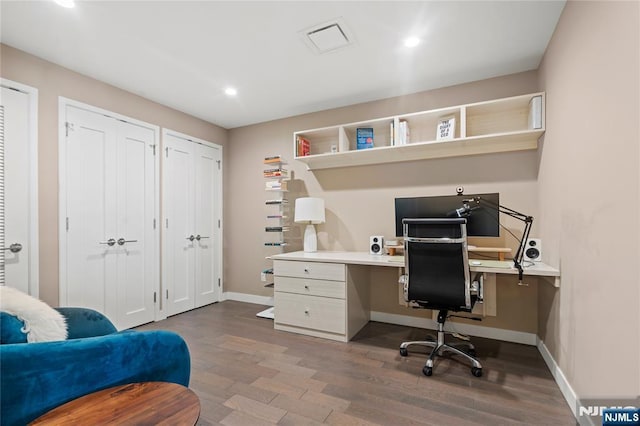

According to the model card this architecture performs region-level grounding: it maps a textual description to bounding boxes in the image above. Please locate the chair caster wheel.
[422,366,433,376]
[399,347,408,357]
[471,367,482,377]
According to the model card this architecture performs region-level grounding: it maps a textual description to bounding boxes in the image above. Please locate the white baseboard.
[223,292,273,306]
[537,337,578,421]
[370,311,537,346]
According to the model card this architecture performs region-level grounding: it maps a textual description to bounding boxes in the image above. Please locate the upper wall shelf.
[293,92,545,170]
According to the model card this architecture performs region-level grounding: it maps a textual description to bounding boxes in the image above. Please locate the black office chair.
[398,218,483,377]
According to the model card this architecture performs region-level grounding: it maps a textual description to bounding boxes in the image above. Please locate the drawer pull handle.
[304,268,310,273]
[304,285,309,290]
[304,308,310,315]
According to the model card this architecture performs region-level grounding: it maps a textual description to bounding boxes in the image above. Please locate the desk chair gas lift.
[399,218,484,377]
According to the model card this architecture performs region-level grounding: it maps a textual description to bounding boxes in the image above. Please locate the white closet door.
[162,131,222,316]
[64,106,116,312]
[0,86,35,294]
[114,121,156,329]
[62,104,156,330]
[194,143,220,307]
[163,134,195,316]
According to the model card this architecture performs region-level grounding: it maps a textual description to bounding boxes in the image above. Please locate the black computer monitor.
[394,193,500,237]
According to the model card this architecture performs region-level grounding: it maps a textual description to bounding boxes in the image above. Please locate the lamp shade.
[294,197,325,224]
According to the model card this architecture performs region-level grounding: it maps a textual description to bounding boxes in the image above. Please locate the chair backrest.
[403,218,473,311]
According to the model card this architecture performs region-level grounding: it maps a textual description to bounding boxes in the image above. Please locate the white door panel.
[64,107,114,310]
[61,101,157,330]
[115,123,155,329]
[163,131,221,316]
[1,85,37,295]
[195,144,218,306]
[163,136,195,316]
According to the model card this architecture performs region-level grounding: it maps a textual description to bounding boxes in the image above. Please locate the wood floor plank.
[301,390,351,412]
[270,393,333,422]
[135,301,575,425]
[223,394,286,423]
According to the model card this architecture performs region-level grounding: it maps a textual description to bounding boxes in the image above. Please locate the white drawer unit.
[275,292,346,335]
[274,260,345,281]
[275,276,345,299]
[273,260,370,342]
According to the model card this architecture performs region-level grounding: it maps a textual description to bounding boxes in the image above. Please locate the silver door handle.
[187,235,195,242]
[195,235,210,241]
[99,238,116,247]
[1,243,23,253]
[117,238,138,246]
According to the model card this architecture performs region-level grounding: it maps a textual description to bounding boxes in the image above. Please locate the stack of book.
[263,155,282,164]
[265,226,289,232]
[263,168,288,178]
[265,180,287,191]
[296,136,310,157]
[265,199,288,205]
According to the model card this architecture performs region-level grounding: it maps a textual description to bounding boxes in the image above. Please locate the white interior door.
[163,130,222,316]
[60,101,158,330]
[162,134,195,316]
[64,107,115,311]
[194,143,220,307]
[0,82,38,296]
[114,121,157,329]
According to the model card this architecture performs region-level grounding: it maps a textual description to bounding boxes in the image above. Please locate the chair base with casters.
[399,309,482,377]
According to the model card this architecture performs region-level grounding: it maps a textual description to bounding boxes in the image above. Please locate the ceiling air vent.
[301,18,354,54]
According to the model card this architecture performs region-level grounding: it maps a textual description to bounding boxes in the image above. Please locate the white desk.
[270,251,560,342]
[272,251,559,282]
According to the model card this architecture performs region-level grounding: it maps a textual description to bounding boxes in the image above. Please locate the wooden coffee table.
[31,382,200,425]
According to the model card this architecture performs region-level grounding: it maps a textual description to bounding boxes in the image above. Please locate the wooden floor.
[136,301,575,425]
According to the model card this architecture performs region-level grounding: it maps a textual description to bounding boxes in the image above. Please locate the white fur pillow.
[0,286,67,342]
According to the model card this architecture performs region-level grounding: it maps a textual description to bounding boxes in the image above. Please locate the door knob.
[1,243,23,253]
[195,235,210,241]
[186,235,195,242]
[117,238,138,246]
[99,238,116,247]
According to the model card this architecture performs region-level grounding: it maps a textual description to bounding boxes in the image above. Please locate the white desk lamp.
[294,197,325,252]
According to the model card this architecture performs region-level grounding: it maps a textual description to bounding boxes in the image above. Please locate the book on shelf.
[265,199,287,205]
[265,226,290,232]
[264,242,287,246]
[263,170,289,178]
[265,180,287,191]
[389,120,395,146]
[296,135,310,157]
[356,127,374,149]
[436,115,456,141]
[266,214,287,219]
[396,120,410,145]
[263,155,282,164]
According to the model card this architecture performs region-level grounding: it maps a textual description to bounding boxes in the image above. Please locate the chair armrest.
[54,307,117,339]
[0,330,190,426]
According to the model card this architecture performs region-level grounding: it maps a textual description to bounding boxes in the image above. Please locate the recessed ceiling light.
[53,0,75,8]
[404,36,420,48]
[224,87,237,97]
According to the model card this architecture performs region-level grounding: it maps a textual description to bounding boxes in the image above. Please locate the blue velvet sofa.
[0,307,191,426]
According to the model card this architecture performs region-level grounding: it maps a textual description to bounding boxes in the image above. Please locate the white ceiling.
[1,1,565,129]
